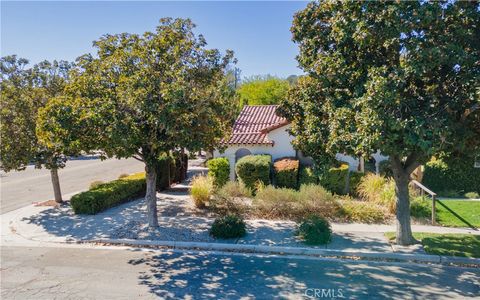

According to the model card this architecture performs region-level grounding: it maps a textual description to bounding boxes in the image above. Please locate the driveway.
[1,245,479,299]
[0,157,144,213]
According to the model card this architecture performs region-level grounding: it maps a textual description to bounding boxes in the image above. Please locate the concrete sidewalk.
[2,190,478,254]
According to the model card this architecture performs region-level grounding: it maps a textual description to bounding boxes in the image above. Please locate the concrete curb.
[88,238,480,267]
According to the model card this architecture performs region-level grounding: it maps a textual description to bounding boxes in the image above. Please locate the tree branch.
[389,155,403,176]
[133,154,144,162]
[404,152,421,175]
[390,153,421,177]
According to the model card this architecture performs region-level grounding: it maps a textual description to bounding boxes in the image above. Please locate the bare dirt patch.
[33,200,60,207]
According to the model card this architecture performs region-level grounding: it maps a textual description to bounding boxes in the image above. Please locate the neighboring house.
[213,105,388,180]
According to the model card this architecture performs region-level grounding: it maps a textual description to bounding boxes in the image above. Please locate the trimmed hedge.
[299,166,318,186]
[320,163,349,195]
[207,157,230,187]
[235,154,272,190]
[273,157,299,189]
[71,173,146,214]
[156,154,175,191]
[423,158,480,196]
[173,151,188,183]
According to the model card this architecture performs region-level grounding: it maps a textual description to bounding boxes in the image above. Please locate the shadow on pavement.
[127,249,480,299]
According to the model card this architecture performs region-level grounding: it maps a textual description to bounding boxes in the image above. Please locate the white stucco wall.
[335,154,360,171]
[214,124,389,179]
[336,151,389,173]
[214,125,296,180]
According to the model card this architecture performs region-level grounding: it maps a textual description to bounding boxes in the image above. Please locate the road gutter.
[86,238,480,268]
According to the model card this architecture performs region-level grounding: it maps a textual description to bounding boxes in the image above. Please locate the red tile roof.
[223,105,289,145]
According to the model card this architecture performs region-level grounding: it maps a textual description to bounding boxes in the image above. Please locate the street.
[1,245,479,299]
[0,157,144,213]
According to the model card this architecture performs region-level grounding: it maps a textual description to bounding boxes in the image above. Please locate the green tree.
[286,75,299,85]
[237,75,290,106]
[1,56,74,203]
[280,1,480,245]
[38,18,236,228]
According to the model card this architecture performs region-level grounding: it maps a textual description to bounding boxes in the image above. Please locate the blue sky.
[1,1,308,79]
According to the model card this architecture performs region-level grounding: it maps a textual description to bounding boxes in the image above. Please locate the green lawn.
[435,200,480,228]
[385,232,480,258]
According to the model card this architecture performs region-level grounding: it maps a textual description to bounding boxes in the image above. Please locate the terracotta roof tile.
[223,105,289,145]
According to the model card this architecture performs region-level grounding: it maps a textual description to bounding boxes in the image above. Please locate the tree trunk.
[390,156,417,246]
[145,163,159,228]
[50,168,63,203]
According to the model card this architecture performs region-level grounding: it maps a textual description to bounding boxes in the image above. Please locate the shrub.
[465,192,480,199]
[169,156,176,182]
[296,215,332,245]
[423,158,480,196]
[410,197,431,219]
[339,200,388,223]
[71,173,146,214]
[441,189,461,198]
[299,167,318,186]
[379,160,393,177]
[364,158,377,174]
[319,163,349,195]
[156,153,174,191]
[235,155,272,190]
[173,151,188,183]
[273,157,299,189]
[348,172,365,196]
[210,214,247,239]
[89,180,104,190]
[207,157,230,188]
[190,175,213,208]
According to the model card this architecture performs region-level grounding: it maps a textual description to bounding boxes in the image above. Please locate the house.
[213,105,388,180]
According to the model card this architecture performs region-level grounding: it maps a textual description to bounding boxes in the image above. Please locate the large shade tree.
[1,56,73,203]
[38,18,237,228]
[237,75,291,106]
[280,1,480,245]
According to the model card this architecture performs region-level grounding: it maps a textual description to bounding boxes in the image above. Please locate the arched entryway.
[235,148,252,162]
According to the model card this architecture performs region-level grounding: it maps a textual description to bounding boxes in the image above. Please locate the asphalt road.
[1,246,479,299]
[0,157,144,213]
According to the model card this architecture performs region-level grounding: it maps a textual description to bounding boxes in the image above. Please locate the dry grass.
[253,184,341,220]
[190,175,213,208]
[357,173,396,213]
[338,199,389,223]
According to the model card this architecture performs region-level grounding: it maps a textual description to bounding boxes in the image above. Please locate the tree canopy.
[1,56,74,202]
[237,75,290,106]
[280,1,480,245]
[38,18,237,227]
